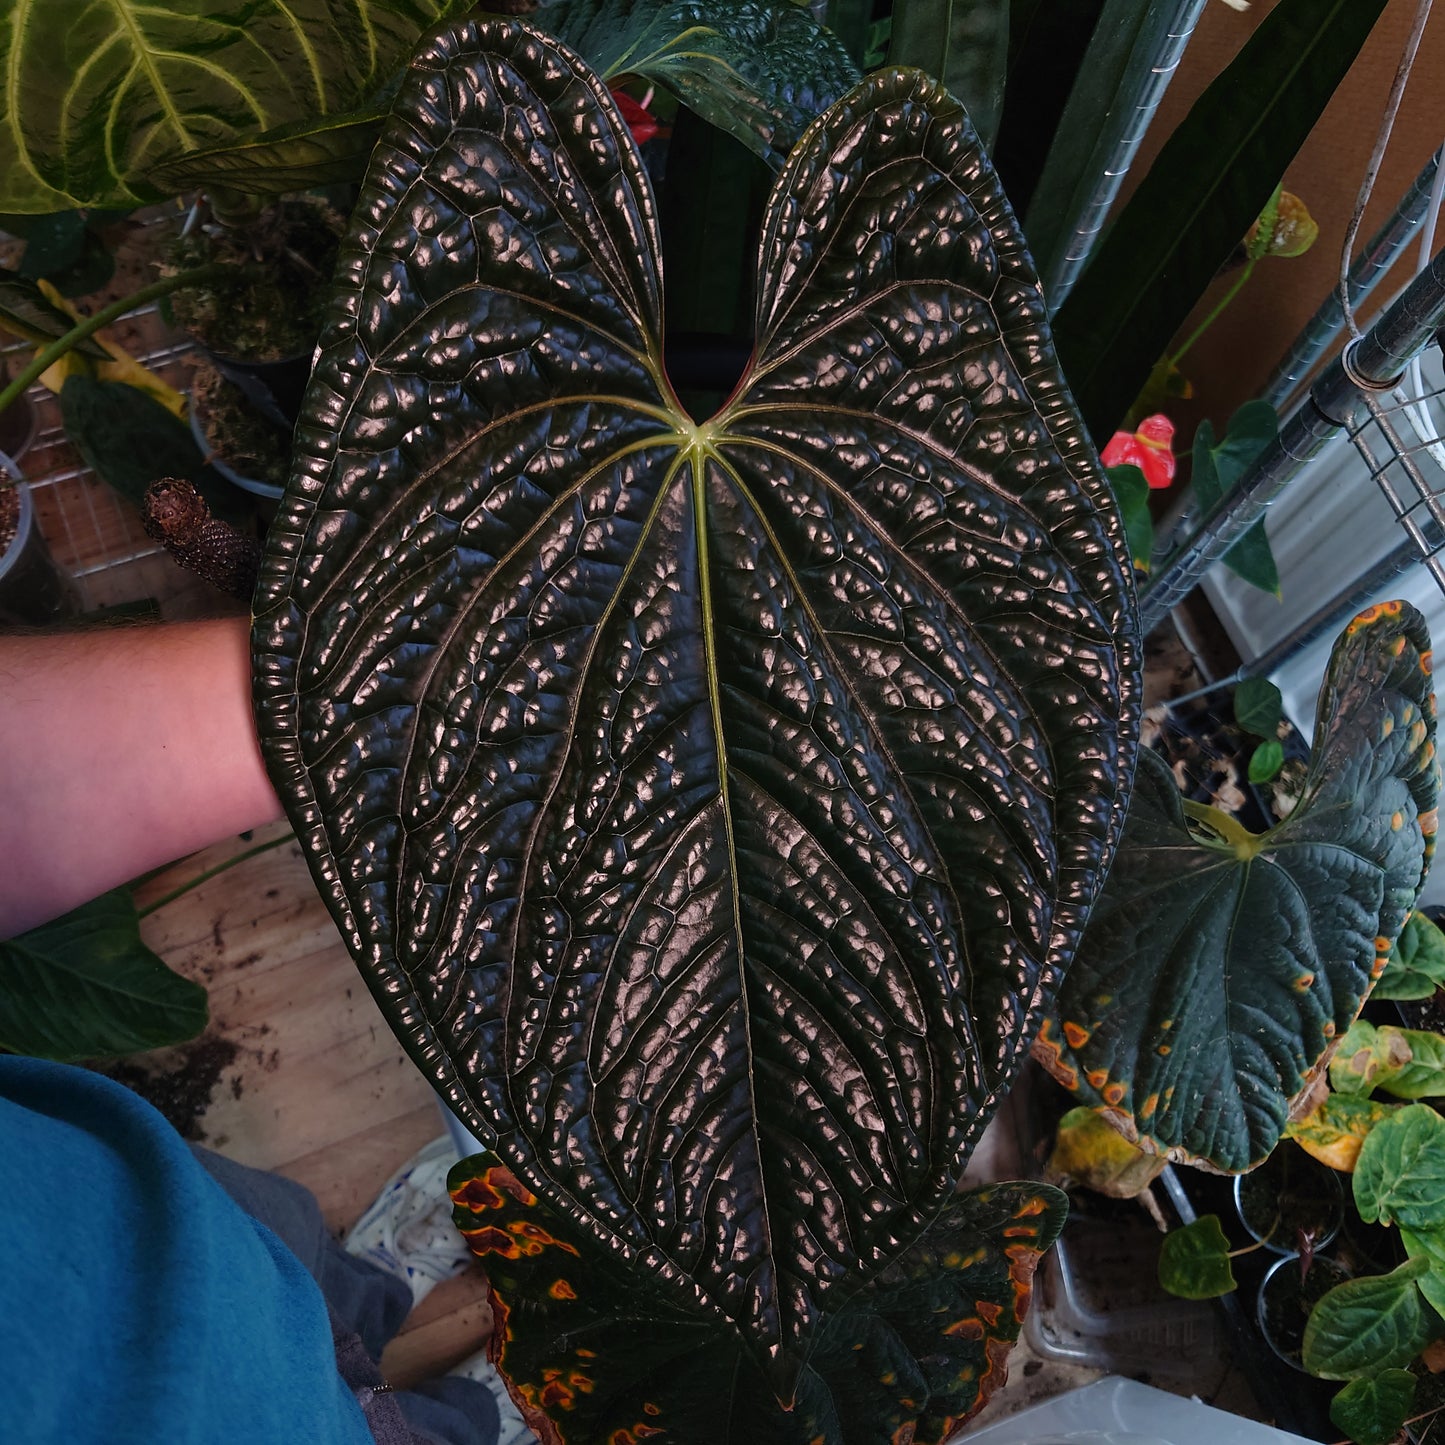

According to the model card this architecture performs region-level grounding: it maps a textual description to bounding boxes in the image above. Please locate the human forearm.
[0,617,282,938]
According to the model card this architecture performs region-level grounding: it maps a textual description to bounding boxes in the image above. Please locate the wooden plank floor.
[131,821,495,1387]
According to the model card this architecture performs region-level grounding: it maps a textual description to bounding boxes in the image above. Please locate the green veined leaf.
[0,265,109,357]
[1052,0,1390,441]
[0,890,208,1061]
[1235,676,1283,738]
[888,0,1010,150]
[1400,1226,1445,1320]
[253,19,1139,1400]
[1048,1105,1167,1198]
[539,0,860,169]
[1106,463,1153,573]
[1376,910,1445,1001]
[0,0,475,211]
[1302,1258,1433,1380]
[1035,601,1438,1172]
[1158,1215,1236,1300]
[1329,1370,1418,1445]
[449,1152,1067,1444]
[1331,1022,1445,1102]
[1285,1091,1401,1173]
[1190,404,1281,597]
[1355,1104,1445,1230]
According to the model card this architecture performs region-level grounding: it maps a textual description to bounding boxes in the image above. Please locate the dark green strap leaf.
[1051,0,1390,441]
[1036,602,1439,1172]
[887,0,1010,150]
[0,890,208,1061]
[0,266,109,357]
[450,1151,1066,1442]
[253,19,1138,1392]
[0,0,474,210]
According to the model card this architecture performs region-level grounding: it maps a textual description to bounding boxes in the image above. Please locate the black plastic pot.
[0,478,81,624]
[202,347,312,432]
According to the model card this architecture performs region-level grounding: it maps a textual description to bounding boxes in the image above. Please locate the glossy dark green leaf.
[1329,1369,1417,1445]
[1158,1215,1236,1300]
[1052,0,1390,441]
[0,266,109,357]
[253,19,1139,1396]
[1377,910,1445,1001]
[0,890,208,1061]
[1235,676,1283,739]
[60,376,253,527]
[1303,1258,1434,1380]
[144,107,392,198]
[0,0,474,211]
[825,0,874,69]
[1356,1105,1445,1230]
[888,0,1009,150]
[450,1152,1067,1443]
[1190,406,1281,597]
[1249,739,1284,784]
[541,0,860,169]
[1036,603,1439,1172]
[1106,463,1153,573]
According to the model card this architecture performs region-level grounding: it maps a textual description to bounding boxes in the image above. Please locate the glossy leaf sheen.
[252,20,1139,1388]
[0,0,473,210]
[449,1152,1067,1443]
[1036,603,1439,1173]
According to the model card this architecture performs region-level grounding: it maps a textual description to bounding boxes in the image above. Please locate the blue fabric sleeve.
[0,1056,375,1445]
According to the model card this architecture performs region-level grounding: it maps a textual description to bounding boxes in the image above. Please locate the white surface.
[962,1376,1317,1445]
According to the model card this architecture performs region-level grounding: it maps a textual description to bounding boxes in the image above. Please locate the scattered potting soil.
[0,484,17,554]
[95,1034,240,1141]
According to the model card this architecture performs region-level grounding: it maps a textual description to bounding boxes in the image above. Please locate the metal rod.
[1138,245,1445,634]
[1037,0,1208,311]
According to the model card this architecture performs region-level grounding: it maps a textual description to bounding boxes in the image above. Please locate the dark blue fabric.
[0,1056,375,1445]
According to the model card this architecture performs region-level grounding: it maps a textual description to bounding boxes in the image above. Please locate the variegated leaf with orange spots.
[449,1150,1066,1444]
[1036,602,1439,1174]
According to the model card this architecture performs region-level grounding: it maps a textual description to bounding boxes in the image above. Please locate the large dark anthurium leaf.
[252,18,1139,1396]
[1036,602,1440,1175]
[449,1151,1068,1443]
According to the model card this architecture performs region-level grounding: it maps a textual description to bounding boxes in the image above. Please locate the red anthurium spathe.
[610,87,660,146]
[1101,414,1177,489]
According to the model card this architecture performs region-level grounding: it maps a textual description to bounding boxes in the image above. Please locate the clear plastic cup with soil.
[0,476,82,624]
[1233,1141,1345,1254]
[166,196,344,429]
[1256,1252,1351,1371]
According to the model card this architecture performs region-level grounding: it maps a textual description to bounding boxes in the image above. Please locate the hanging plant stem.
[0,263,236,421]
[1169,258,1258,367]
[137,831,294,921]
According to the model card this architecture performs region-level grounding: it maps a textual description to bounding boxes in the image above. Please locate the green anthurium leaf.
[1329,1369,1418,1445]
[1190,409,1281,597]
[825,0,873,68]
[1158,1215,1236,1300]
[252,19,1140,1401]
[1285,1091,1400,1173]
[1235,676,1283,738]
[450,1152,1067,1443]
[1302,1258,1434,1380]
[539,0,860,170]
[1248,739,1284,784]
[0,890,208,1061]
[59,376,254,527]
[1400,1227,1445,1319]
[1023,0,1207,304]
[0,266,109,357]
[143,106,393,197]
[1332,1022,1445,1102]
[1035,602,1439,1173]
[1377,910,1445,1001]
[0,0,475,211]
[888,0,1010,151]
[1355,1105,1445,1229]
[1106,463,1153,573]
[1052,0,1389,441]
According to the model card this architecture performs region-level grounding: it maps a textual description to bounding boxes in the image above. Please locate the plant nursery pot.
[0,478,81,624]
[1233,1143,1344,1255]
[1256,1253,1351,1372]
[201,346,312,432]
[188,401,285,502]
